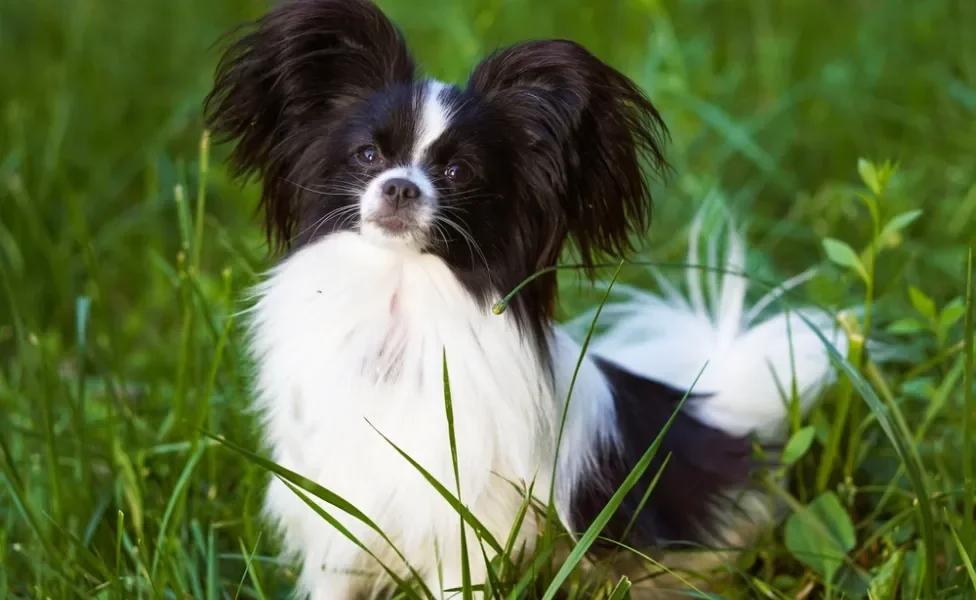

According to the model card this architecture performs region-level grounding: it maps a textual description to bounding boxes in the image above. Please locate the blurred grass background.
[1,0,974,598]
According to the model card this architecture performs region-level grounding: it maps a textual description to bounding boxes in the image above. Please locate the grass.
[1,0,975,597]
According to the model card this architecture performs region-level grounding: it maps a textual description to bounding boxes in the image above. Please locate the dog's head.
[205,0,669,314]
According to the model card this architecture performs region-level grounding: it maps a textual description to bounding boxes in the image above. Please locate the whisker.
[308,185,366,194]
[294,204,359,244]
[431,221,450,250]
[282,177,367,198]
[336,207,362,232]
[432,214,493,286]
[438,190,491,202]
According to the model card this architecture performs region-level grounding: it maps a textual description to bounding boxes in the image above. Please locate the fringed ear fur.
[468,40,671,268]
[203,0,416,251]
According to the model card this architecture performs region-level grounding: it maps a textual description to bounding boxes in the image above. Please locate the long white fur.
[249,86,846,599]
[582,206,847,444]
[252,230,628,598]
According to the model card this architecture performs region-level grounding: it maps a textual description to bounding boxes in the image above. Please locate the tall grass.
[1,0,975,598]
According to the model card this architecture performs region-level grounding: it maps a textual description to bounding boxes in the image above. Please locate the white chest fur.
[247,233,615,596]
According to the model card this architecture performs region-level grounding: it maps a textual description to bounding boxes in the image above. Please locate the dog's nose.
[381,178,421,210]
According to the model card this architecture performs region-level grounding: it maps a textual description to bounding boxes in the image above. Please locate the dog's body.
[205,1,844,597]
[253,232,588,596]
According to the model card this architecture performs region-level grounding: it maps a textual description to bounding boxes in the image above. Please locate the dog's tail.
[560,206,849,589]
[586,207,847,447]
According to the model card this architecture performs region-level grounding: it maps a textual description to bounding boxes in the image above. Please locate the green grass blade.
[0,529,7,600]
[499,478,537,582]
[607,576,632,600]
[946,510,976,592]
[615,454,670,553]
[583,536,712,597]
[234,536,268,600]
[192,130,210,271]
[150,442,206,579]
[281,478,425,600]
[539,366,703,600]
[115,510,124,595]
[0,431,58,562]
[73,295,91,484]
[546,260,625,549]
[962,248,974,556]
[201,429,434,599]
[39,511,115,581]
[505,537,561,600]
[368,421,506,557]
[206,525,218,600]
[442,349,474,600]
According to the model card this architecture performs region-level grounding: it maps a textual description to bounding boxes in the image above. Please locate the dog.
[203,0,844,597]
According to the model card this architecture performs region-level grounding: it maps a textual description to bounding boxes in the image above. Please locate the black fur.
[568,358,757,550]
[204,0,416,252]
[467,39,670,270]
[203,0,669,347]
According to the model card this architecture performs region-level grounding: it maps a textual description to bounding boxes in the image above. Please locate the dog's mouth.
[366,214,415,235]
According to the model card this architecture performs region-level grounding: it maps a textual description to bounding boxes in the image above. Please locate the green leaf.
[858,158,882,195]
[868,548,905,600]
[781,426,816,465]
[823,238,869,282]
[784,491,856,582]
[879,209,923,245]
[939,299,966,330]
[798,309,938,598]
[908,287,936,322]
[876,159,899,189]
[886,318,925,335]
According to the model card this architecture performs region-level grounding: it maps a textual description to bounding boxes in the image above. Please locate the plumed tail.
[580,207,847,443]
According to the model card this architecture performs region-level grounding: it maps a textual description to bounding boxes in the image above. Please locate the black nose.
[381,178,421,209]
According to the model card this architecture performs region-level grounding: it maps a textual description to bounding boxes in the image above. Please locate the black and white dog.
[204,0,843,596]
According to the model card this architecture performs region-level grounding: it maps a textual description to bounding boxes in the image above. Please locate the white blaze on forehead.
[411,80,453,164]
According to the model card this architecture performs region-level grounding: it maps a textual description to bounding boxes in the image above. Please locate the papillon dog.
[204,0,845,597]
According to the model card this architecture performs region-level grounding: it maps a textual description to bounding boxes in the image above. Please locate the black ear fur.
[468,40,670,268]
[203,0,415,251]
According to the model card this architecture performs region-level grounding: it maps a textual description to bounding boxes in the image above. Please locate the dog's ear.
[204,0,415,251]
[468,40,669,268]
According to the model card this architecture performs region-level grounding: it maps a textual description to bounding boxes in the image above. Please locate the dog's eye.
[355,145,381,166]
[444,163,472,184]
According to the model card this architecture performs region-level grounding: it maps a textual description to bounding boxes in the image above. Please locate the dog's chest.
[248,236,556,509]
